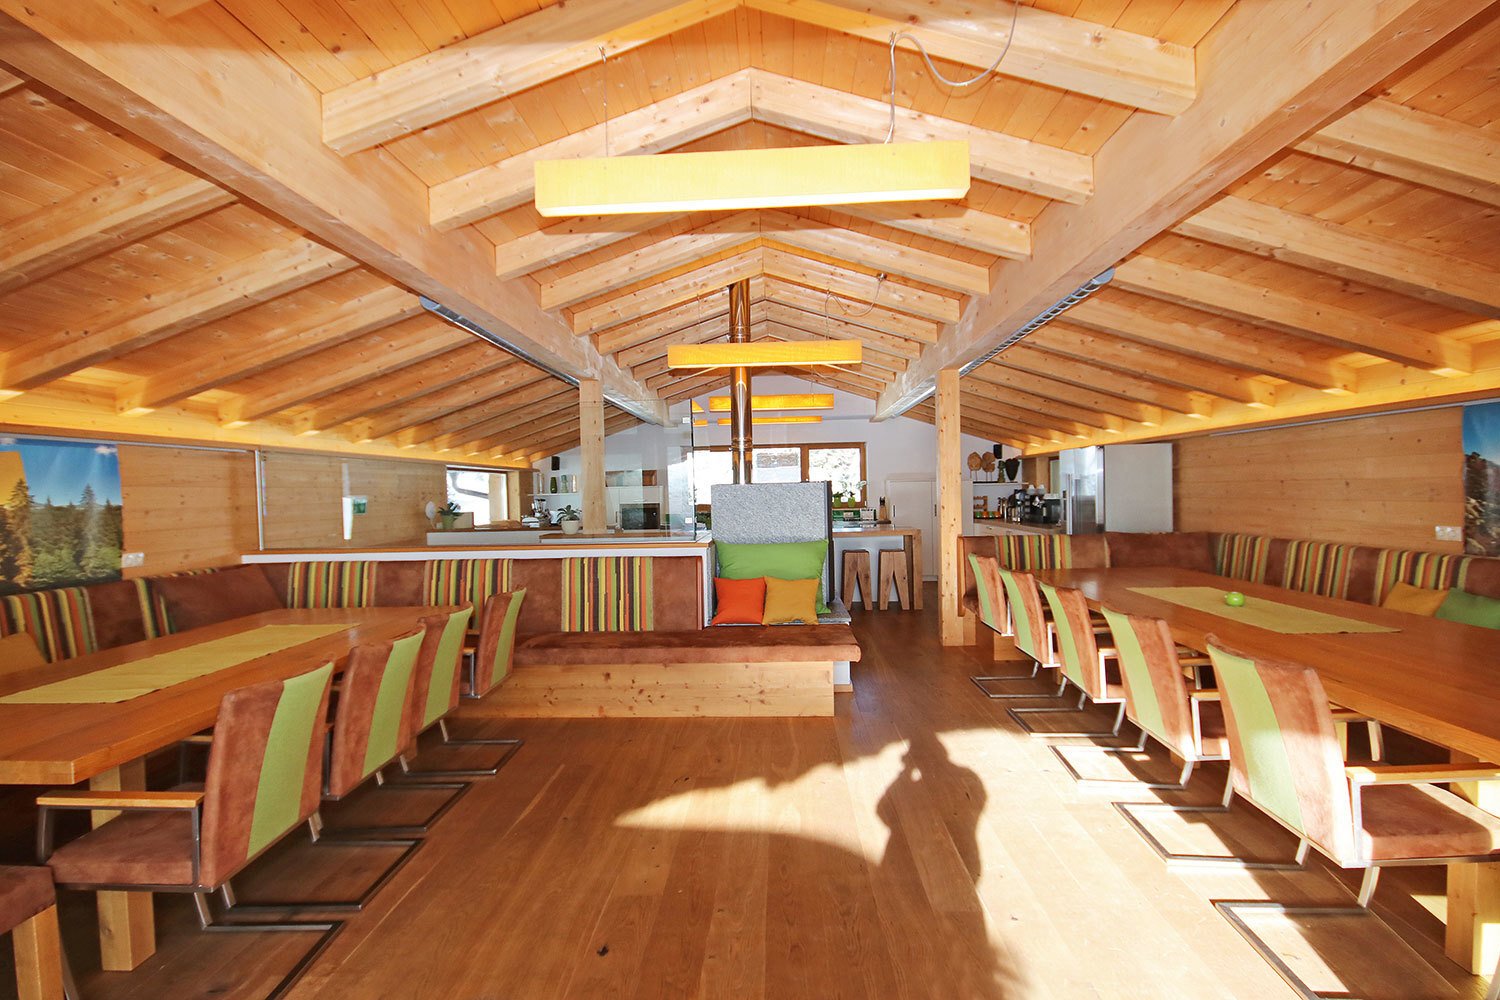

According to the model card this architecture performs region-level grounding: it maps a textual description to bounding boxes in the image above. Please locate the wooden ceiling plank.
[1030,322,1276,406]
[539,216,760,310]
[1175,195,1500,317]
[995,344,1211,417]
[595,294,732,355]
[430,71,753,230]
[0,238,354,392]
[1297,98,1500,208]
[349,365,557,442]
[749,70,1093,204]
[620,314,730,369]
[323,0,739,155]
[966,364,1163,425]
[0,159,235,295]
[571,249,762,334]
[219,324,473,425]
[960,381,1127,433]
[760,246,959,324]
[496,212,687,279]
[759,209,991,295]
[429,385,578,451]
[473,406,580,455]
[959,389,1103,439]
[744,0,1196,115]
[763,279,939,343]
[762,302,921,360]
[1065,295,1357,393]
[117,284,422,414]
[873,0,1491,418]
[0,65,22,94]
[1111,254,1471,374]
[839,201,1031,260]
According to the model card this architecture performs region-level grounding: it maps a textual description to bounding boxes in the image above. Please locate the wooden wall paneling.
[1173,407,1465,552]
[260,451,447,549]
[118,444,258,576]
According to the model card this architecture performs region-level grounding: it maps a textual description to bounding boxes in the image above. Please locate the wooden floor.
[17,584,1492,999]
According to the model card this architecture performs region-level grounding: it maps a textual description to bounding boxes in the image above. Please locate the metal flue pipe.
[727,278,753,484]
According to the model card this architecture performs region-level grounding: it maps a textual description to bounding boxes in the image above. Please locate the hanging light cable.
[884,2,1020,143]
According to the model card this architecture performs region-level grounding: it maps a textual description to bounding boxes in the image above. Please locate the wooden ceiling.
[0,0,1494,461]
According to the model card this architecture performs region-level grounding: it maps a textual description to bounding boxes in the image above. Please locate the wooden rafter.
[594,293,736,356]
[571,249,762,335]
[759,210,991,295]
[761,247,959,324]
[433,387,578,452]
[497,212,687,280]
[348,366,560,443]
[763,280,939,344]
[994,344,1212,417]
[761,305,920,362]
[838,202,1031,260]
[966,364,1164,426]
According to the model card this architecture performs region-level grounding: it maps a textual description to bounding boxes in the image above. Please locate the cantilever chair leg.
[221,820,423,915]
[1008,692,1128,739]
[1048,734,1209,790]
[192,885,342,1000]
[396,720,522,780]
[1114,780,1313,871]
[969,659,1064,699]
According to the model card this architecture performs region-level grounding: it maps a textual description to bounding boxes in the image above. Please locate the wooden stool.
[841,550,873,611]
[877,549,910,611]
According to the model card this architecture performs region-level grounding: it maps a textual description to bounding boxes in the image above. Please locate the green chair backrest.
[1037,582,1092,691]
[420,606,474,730]
[1102,607,1193,759]
[998,568,1044,661]
[362,629,426,777]
[967,555,1005,634]
[477,589,527,695]
[1207,640,1353,859]
[200,662,334,887]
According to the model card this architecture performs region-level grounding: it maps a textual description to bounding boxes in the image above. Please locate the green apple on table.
[1224,591,1247,607]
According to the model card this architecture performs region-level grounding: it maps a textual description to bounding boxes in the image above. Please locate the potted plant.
[832,480,867,508]
[557,504,583,534]
[436,500,462,530]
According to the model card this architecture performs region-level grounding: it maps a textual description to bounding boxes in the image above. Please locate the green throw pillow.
[1434,588,1500,630]
[715,540,830,615]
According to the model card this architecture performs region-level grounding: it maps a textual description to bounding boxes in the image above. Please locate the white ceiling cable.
[884,2,1020,143]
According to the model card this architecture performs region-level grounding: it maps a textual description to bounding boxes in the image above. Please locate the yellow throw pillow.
[762,576,821,626]
[1381,581,1449,616]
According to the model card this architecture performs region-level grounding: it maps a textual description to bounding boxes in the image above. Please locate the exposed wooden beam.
[1297,98,1500,208]
[619,314,731,369]
[760,210,990,295]
[496,212,686,280]
[117,283,421,414]
[1030,323,1277,407]
[1065,295,1357,393]
[0,238,354,392]
[571,249,761,335]
[473,406,580,456]
[432,386,578,451]
[0,1,663,421]
[874,0,1490,417]
[348,365,557,443]
[960,385,1121,437]
[660,372,729,404]
[761,247,959,324]
[750,70,1093,205]
[0,65,22,94]
[580,378,606,533]
[839,202,1031,260]
[430,72,752,230]
[763,279,938,344]
[0,159,234,295]
[322,0,736,155]
[1111,254,1471,374]
[219,321,472,426]
[967,364,1163,426]
[762,303,919,361]
[745,0,1196,116]
[539,217,759,311]
[1175,195,1500,317]
[594,293,734,356]
[995,344,1211,417]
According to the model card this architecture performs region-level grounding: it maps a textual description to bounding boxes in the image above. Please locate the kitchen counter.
[971,520,1066,536]
[537,530,708,543]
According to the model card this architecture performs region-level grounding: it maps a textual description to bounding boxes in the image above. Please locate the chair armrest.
[1346,763,1500,786]
[1188,689,1221,701]
[36,790,204,811]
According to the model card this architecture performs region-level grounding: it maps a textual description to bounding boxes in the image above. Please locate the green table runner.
[1127,587,1398,636]
[0,624,351,705]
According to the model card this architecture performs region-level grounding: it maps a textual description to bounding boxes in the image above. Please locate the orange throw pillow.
[762,576,820,626]
[712,576,766,625]
[1381,581,1448,616]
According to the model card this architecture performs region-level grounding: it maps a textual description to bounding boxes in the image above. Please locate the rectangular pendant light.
[694,415,824,426]
[536,141,970,217]
[668,341,862,369]
[707,393,834,412]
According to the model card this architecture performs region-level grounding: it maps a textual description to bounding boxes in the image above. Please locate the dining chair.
[969,565,1058,699]
[38,662,339,1000]
[465,589,527,700]
[1206,636,1500,1000]
[0,865,74,1000]
[398,606,521,780]
[1007,582,1126,738]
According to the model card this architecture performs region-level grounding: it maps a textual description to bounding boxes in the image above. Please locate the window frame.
[695,442,869,505]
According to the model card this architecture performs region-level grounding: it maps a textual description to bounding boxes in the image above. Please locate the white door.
[885,477,937,580]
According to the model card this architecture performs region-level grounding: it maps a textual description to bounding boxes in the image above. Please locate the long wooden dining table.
[0,605,458,973]
[1034,565,1500,974]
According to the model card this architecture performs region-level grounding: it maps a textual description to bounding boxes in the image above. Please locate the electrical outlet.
[1434,526,1462,542]
[121,552,144,568]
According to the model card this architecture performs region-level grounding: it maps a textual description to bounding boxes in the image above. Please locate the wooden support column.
[1449,754,1500,974]
[936,369,972,646]
[580,379,606,534]
[89,759,154,971]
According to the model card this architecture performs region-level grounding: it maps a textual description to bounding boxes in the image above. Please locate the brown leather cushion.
[48,810,198,889]
[1358,783,1500,862]
[373,561,426,606]
[1106,532,1215,573]
[514,625,861,666]
[1462,559,1500,601]
[85,579,151,650]
[154,565,286,633]
[0,866,55,932]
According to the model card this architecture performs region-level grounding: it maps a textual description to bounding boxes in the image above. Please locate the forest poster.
[0,437,124,594]
[1463,403,1500,556]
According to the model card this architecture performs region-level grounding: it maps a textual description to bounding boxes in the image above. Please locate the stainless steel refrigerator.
[1059,443,1173,534]
[1059,445,1104,534]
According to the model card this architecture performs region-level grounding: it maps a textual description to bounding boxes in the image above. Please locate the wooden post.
[936,369,972,646]
[579,378,606,534]
[1448,752,1500,973]
[89,759,155,971]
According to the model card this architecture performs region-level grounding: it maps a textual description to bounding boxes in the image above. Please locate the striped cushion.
[1372,549,1472,605]
[133,579,160,640]
[1279,540,1356,600]
[287,561,376,608]
[562,557,654,632]
[426,558,513,610]
[1215,533,1271,583]
[997,535,1073,572]
[0,587,97,663]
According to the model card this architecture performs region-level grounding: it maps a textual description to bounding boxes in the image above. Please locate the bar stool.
[877,549,910,610]
[841,550,873,611]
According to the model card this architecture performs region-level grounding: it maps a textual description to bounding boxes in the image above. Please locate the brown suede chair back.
[1206,637,1355,862]
[1038,583,1106,697]
[410,606,475,738]
[326,629,426,800]
[197,662,335,887]
[966,555,1007,634]
[472,590,526,697]
[959,536,1002,616]
[1101,608,1198,761]
[998,568,1049,664]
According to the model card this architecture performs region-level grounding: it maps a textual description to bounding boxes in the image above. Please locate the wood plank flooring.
[14,584,1492,999]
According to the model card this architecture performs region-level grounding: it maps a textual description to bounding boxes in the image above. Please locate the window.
[446,467,510,526]
[689,443,868,505]
[691,449,732,506]
[808,446,865,503]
